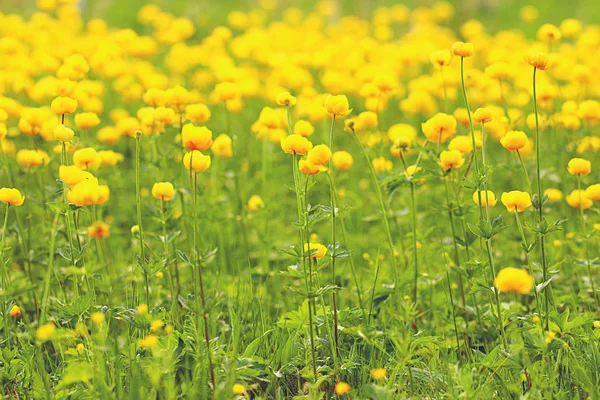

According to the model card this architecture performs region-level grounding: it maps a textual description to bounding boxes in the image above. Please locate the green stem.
[1,204,10,346]
[485,239,508,351]
[351,129,398,296]
[327,115,340,359]
[577,175,599,308]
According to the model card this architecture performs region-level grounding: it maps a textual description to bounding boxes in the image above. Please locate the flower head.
[152,182,175,201]
[500,131,528,151]
[494,267,534,294]
[439,150,465,170]
[501,191,532,212]
[51,96,78,115]
[182,124,213,151]
[451,41,474,57]
[566,190,592,209]
[421,113,457,144]
[281,134,313,155]
[525,51,550,70]
[304,243,328,259]
[324,95,352,116]
[473,190,497,208]
[276,92,297,107]
[183,151,211,172]
[567,158,591,176]
[0,187,25,206]
[307,144,332,166]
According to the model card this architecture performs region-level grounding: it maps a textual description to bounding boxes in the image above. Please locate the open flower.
[494,267,534,294]
[0,188,25,206]
[323,95,352,116]
[501,191,532,212]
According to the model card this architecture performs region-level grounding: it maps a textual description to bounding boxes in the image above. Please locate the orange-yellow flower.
[0,188,25,206]
[451,41,474,57]
[88,221,110,239]
[183,151,211,172]
[500,131,528,151]
[421,113,457,144]
[51,96,78,115]
[439,150,464,170]
[276,92,297,107]
[566,190,593,209]
[332,151,353,171]
[182,123,213,151]
[324,95,352,116]
[152,182,175,201]
[473,190,497,208]
[306,144,332,166]
[567,158,591,176]
[501,191,532,212]
[494,267,534,294]
[281,135,313,155]
[525,51,550,70]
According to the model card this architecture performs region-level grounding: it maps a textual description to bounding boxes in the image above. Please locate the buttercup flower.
[51,96,78,115]
[525,51,550,70]
[567,158,591,176]
[324,95,352,116]
[306,144,332,166]
[494,267,535,294]
[88,221,110,239]
[54,124,75,142]
[584,184,600,201]
[501,191,532,212]
[304,242,327,259]
[182,124,213,151]
[334,382,351,395]
[422,113,457,144]
[183,151,211,172]
[473,190,497,208]
[211,134,233,158]
[439,149,465,170]
[500,131,528,151]
[294,120,314,137]
[451,41,474,57]
[152,182,175,201]
[566,190,592,209]
[332,151,353,170]
[247,194,264,212]
[281,134,313,155]
[276,92,297,107]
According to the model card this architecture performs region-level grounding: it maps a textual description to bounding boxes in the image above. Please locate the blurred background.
[0,0,597,35]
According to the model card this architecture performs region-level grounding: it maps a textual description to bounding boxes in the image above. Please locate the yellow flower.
[501,191,532,212]
[150,319,164,332]
[566,190,592,210]
[98,150,123,167]
[182,123,213,151]
[183,151,211,172]
[281,135,313,155]
[76,343,85,352]
[74,112,100,130]
[211,134,233,158]
[537,24,561,42]
[421,113,457,144]
[276,92,297,107]
[494,267,534,294]
[37,322,56,341]
[500,131,528,151]
[372,157,393,173]
[90,312,105,324]
[334,382,351,395]
[358,111,378,128]
[152,182,175,201]
[9,305,21,317]
[0,188,25,206]
[448,136,472,155]
[137,304,148,315]
[593,321,600,329]
[544,188,563,202]
[472,108,492,124]
[53,124,75,142]
[404,165,421,178]
[88,221,110,239]
[232,383,245,395]
[16,149,50,168]
[214,82,239,102]
[567,158,591,176]
[473,190,497,208]
[51,96,78,115]
[370,368,387,380]
[332,151,353,171]
[73,147,101,170]
[439,150,464,170]
[138,334,158,348]
[584,184,600,201]
[59,165,93,188]
[299,159,321,175]
[185,103,211,123]
[307,144,332,166]
[247,195,264,212]
[525,51,550,70]
[304,243,328,259]
[324,95,352,116]
[143,88,166,107]
[545,331,556,344]
[293,120,314,137]
[430,49,453,68]
[451,41,474,57]
[560,18,582,38]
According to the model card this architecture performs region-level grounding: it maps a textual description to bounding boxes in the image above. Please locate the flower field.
[1,0,600,398]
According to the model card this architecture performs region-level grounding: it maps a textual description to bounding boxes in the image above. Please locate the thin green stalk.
[351,128,398,296]
[516,150,533,194]
[513,211,542,322]
[443,177,466,306]
[327,115,340,358]
[485,239,508,351]
[532,66,551,329]
[577,175,599,308]
[1,204,10,345]
[135,134,148,305]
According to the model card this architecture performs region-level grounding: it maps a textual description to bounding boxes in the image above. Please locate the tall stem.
[327,115,340,358]
[1,205,10,345]
[486,239,508,351]
[577,175,599,308]
[135,134,148,305]
[532,67,551,328]
[351,130,398,296]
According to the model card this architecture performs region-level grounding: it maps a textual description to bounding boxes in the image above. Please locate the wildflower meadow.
[1,0,600,398]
